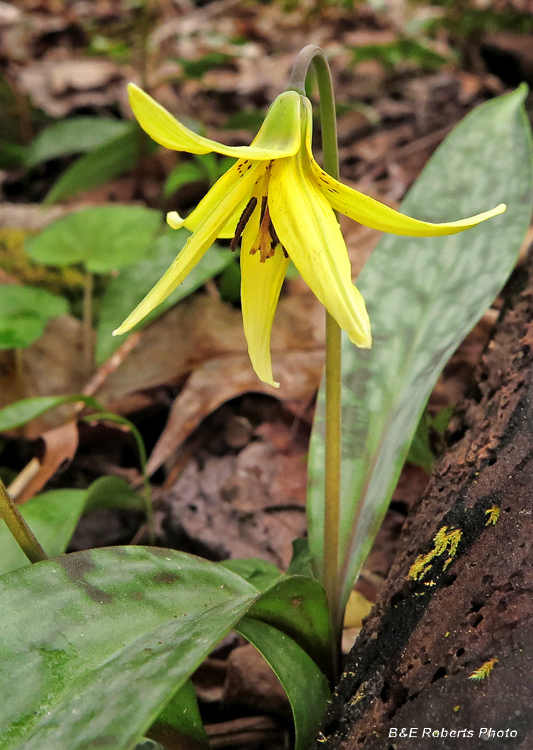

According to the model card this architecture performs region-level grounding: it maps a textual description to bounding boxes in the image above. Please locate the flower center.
[230,195,288,262]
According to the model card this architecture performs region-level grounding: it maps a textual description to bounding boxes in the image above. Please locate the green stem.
[83,270,94,373]
[0,477,48,564]
[289,45,343,676]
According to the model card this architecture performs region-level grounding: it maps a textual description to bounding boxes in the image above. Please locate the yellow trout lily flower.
[114,83,506,387]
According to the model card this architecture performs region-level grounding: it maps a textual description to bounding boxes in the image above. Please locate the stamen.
[259,196,268,223]
[282,247,289,258]
[268,220,280,249]
[230,196,258,252]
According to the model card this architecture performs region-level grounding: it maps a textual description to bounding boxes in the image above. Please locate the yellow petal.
[269,148,371,349]
[166,211,186,229]
[298,97,505,236]
[114,160,264,336]
[240,205,289,388]
[128,84,301,160]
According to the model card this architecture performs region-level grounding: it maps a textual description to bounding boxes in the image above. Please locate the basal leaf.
[26,205,161,273]
[308,85,533,609]
[248,575,331,678]
[96,228,232,363]
[236,618,330,750]
[0,547,258,749]
[219,557,283,591]
[148,679,208,749]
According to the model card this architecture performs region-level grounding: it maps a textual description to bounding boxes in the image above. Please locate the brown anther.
[230,196,258,252]
[259,196,268,223]
[282,246,289,258]
[268,220,280,248]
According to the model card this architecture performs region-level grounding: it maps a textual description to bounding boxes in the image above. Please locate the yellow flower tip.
[252,362,280,389]
[262,376,280,389]
[358,332,372,349]
[166,211,186,229]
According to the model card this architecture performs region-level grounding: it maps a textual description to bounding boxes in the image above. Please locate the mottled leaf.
[148,679,208,749]
[247,575,331,678]
[0,547,258,749]
[308,85,533,609]
[219,557,283,591]
[236,618,330,750]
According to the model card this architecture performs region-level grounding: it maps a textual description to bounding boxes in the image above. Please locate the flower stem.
[289,45,343,676]
[0,477,48,564]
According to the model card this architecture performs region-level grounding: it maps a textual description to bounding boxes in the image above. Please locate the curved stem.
[0,477,48,564]
[289,45,343,677]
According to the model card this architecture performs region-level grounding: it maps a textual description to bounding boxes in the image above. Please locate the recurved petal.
[269,154,371,349]
[310,159,506,237]
[128,84,301,160]
[240,207,289,388]
[114,160,264,336]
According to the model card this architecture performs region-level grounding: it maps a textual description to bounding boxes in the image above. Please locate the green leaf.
[0,394,102,432]
[96,228,233,363]
[406,405,455,473]
[0,489,87,575]
[0,285,68,350]
[287,537,315,579]
[405,409,435,473]
[42,126,152,205]
[163,161,207,198]
[219,557,283,591]
[134,741,164,750]
[0,140,26,169]
[149,680,208,749]
[0,547,259,749]
[26,205,161,273]
[25,118,130,168]
[218,259,241,304]
[248,575,331,678]
[351,38,449,71]
[308,85,533,610]
[84,476,145,513]
[178,52,233,79]
[236,618,330,750]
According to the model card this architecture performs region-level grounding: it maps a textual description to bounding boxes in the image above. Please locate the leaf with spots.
[308,85,533,612]
[0,548,331,750]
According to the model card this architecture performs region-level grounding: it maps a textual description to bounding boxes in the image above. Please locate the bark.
[316,252,533,750]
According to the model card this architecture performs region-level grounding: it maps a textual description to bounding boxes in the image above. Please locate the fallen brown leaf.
[10,420,79,503]
[19,59,123,117]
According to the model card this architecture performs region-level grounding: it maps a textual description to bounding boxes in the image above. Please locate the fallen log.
[317,249,533,749]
